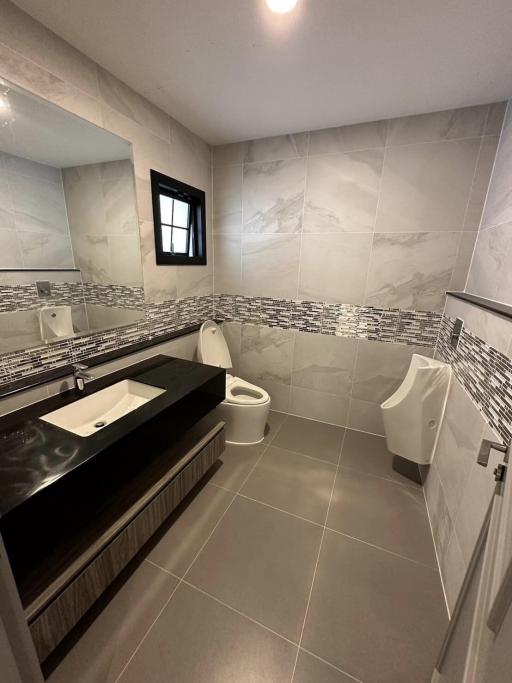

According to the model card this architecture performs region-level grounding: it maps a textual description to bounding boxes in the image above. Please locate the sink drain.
[94,421,106,429]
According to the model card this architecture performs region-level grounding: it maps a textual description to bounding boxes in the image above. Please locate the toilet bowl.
[381,354,451,465]
[197,321,271,445]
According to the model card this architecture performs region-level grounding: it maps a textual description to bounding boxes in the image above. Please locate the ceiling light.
[266,0,298,14]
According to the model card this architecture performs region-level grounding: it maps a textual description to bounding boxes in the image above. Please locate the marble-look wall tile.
[433,378,487,522]
[365,232,459,312]
[480,102,512,230]
[0,42,102,126]
[386,105,489,146]
[289,386,349,427]
[453,423,503,564]
[0,309,41,352]
[485,101,507,136]
[140,220,177,303]
[213,234,241,294]
[97,68,170,141]
[212,141,247,168]
[9,173,69,234]
[441,529,467,614]
[176,262,213,299]
[376,138,481,232]
[243,133,308,163]
[72,234,110,283]
[213,165,243,234]
[449,231,478,291]
[424,463,453,568]
[466,222,512,301]
[2,153,62,185]
[0,229,21,266]
[464,135,500,230]
[239,324,294,384]
[17,230,74,269]
[169,117,211,189]
[241,234,300,299]
[347,397,385,436]
[309,120,387,155]
[291,331,357,396]
[108,234,143,287]
[299,233,372,304]
[0,0,100,98]
[303,149,383,233]
[242,158,306,233]
[222,321,242,374]
[352,339,430,403]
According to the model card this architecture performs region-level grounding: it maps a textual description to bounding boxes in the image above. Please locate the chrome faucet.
[72,363,94,392]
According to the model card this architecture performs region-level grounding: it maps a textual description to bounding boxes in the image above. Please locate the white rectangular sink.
[41,379,166,437]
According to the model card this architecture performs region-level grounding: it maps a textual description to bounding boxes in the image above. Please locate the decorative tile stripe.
[437,316,512,444]
[213,294,441,347]
[0,283,85,312]
[0,282,145,312]
[0,295,214,387]
[83,283,145,310]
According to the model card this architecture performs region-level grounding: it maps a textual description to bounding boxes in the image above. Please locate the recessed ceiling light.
[266,0,298,14]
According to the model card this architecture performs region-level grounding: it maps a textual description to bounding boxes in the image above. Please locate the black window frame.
[150,169,207,266]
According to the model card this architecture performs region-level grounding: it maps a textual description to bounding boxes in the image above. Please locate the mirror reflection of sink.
[40,380,166,437]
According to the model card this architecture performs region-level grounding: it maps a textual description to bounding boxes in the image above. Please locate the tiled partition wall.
[213,103,505,430]
[0,0,213,388]
[425,99,512,614]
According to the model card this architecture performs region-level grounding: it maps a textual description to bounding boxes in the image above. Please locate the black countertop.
[0,355,225,519]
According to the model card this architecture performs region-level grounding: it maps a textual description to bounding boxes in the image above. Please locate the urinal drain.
[94,421,107,429]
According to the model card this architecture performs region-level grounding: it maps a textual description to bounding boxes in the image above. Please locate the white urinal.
[381,354,451,465]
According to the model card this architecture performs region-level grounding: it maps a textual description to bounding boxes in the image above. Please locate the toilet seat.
[225,374,270,406]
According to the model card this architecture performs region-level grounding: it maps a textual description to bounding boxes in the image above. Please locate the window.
[150,170,207,265]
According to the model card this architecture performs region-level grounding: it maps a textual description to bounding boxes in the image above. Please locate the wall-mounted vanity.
[0,355,225,665]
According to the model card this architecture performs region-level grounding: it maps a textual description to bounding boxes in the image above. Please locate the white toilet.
[381,354,451,465]
[197,320,271,445]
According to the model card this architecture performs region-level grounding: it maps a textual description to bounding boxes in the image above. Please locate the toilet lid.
[225,376,270,406]
[198,320,232,368]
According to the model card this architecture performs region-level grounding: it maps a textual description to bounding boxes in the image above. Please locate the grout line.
[289,427,347,682]
[422,482,451,619]
[235,492,324,529]
[113,462,246,682]
[298,647,362,682]
[180,578,299,647]
[337,461,423,491]
[324,526,439,572]
[264,442,339,467]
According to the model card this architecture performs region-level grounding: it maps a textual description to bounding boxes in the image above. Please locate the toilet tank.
[198,320,232,369]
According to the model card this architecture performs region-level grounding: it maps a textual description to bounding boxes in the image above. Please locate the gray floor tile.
[185,496,323,642]
[47,561,177,683]
[146,483,234,577]
[117,582,297,683]
[208,442,266,492]
[272,415,345,464]
[241,446,336,524]
[263,410,288,443]
[293,650,357,683]
[327,468,437,566]
[302,531,447,683]
[340,429,421,487]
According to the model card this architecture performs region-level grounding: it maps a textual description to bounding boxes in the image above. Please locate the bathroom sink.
[40,380,166,437]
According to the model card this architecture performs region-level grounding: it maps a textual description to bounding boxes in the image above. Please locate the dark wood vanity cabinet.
[1,414,225,663]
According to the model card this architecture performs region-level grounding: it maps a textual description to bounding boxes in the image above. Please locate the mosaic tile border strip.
[0,295,214,387]
[214,294,442,347]
[0,283,145,313]
[83,283,145,310]
[0,283,85,312]
[437,316,512,444]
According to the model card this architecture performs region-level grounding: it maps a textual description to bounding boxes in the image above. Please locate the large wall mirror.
[0,77,144,354]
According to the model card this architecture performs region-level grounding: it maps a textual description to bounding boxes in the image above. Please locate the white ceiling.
[0,80,131,167]
[13,0,512,145]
